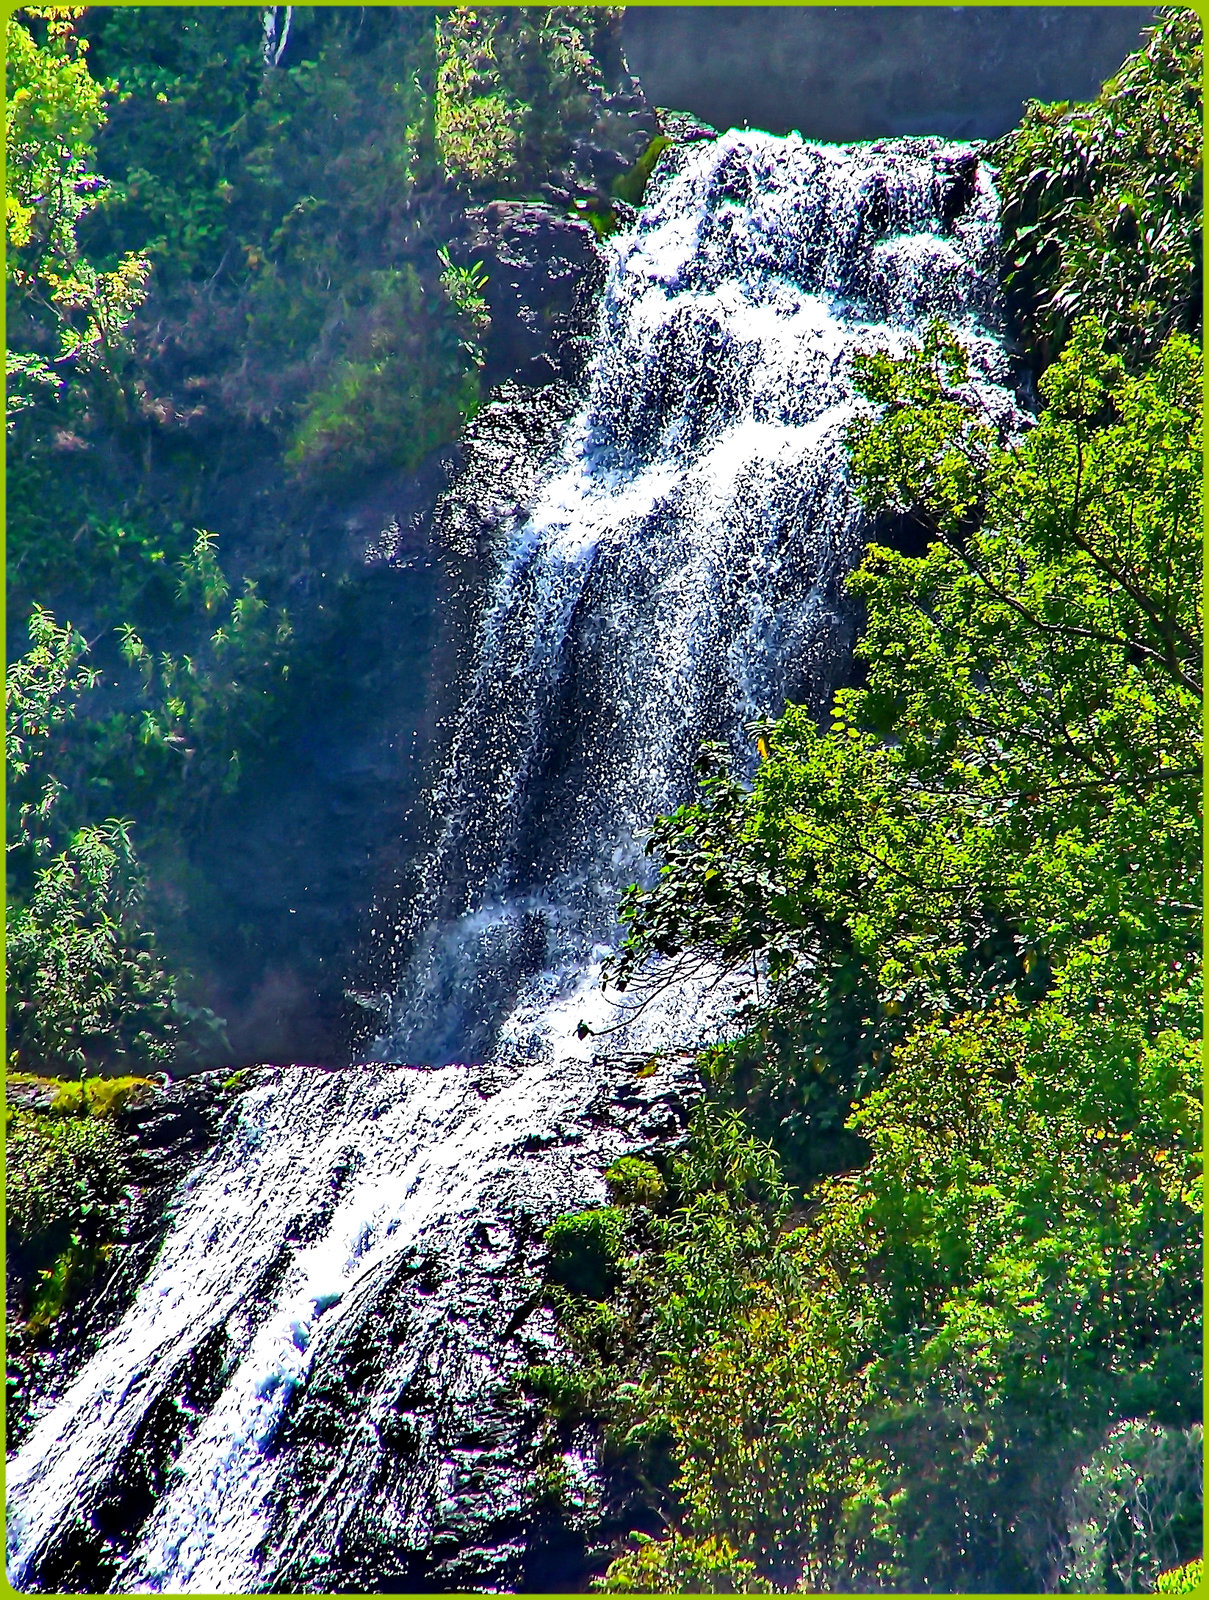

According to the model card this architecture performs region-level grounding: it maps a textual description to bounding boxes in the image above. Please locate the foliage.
[5,7,149,422]
[546,1206,628,1298]
[6,1095,133,1264]
[433,7,625,198]
[434,10,522,188]
[6,597,252,1079]
[597,1533,771,1594]
[5,1077,143,1447]
[606,1156,666,1209]
[1158,1557,1205,1594]
[5,1100,133,1357]
[8,533,293,883]
[1061,1422,1203,1593]
[5,545,285,1077]
[286,264,483,485]
[95,529,294,824]
[6,820,182,1077]
[5,606,98,863]
[579,988,1200,1591]
[76,7,265,284]
[73,7,458,478]
[438,245,490,337]
[994,8,1202,366]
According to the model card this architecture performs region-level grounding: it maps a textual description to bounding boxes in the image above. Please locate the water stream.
[8,130,1023,1593]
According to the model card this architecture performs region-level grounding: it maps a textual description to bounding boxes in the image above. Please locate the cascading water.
[373,129,1019,1071]
[8,131,1024,1594]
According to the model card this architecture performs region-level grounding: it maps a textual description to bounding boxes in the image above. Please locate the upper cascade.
[374,129,1022,1069]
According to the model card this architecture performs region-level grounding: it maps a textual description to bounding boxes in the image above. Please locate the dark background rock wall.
[622,7,1155,142]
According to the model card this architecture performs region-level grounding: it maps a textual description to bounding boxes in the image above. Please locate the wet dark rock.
[257,1059,699,1595]
[933,150,982,232]
[429,380,581,565]
[467,205,607,389]
[8,1059,700,1593]
[656,108,719,145]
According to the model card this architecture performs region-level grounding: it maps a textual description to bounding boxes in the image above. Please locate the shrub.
[6,820,181,1075]
[545,1206,627,1298]
[434,11,521,188]
[605,1156,665,1209]
[597,1532,771,1594]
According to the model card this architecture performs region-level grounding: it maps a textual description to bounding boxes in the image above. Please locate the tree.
[6,7,148,424]
[599,985,1200,1591]
[994,7,1202,367]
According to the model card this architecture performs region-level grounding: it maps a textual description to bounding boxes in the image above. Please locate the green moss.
[611,135,672,207]
[50,1074,155,1118]
[6,1106,131,1267]
[572,199,621,240]
[26,1241,114,1337]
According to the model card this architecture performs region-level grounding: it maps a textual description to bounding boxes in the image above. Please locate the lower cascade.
[8,131,1024,1593]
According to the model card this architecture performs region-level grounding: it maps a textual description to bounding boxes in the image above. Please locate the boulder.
[466,204,607,389]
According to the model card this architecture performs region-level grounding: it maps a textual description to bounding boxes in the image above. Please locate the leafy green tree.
[92,528,294,825]
[6,7,148,423]
[4,593,255,1077]
[597,985,1200,1591]
[994,7,1202,367]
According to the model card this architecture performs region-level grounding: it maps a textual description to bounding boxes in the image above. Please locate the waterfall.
[374,129,1018,1070]
[7,131,1022,1594]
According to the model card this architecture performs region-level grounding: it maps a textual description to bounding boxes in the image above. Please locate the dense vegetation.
[5,4,655,1075]
[532,12,1203,1592]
